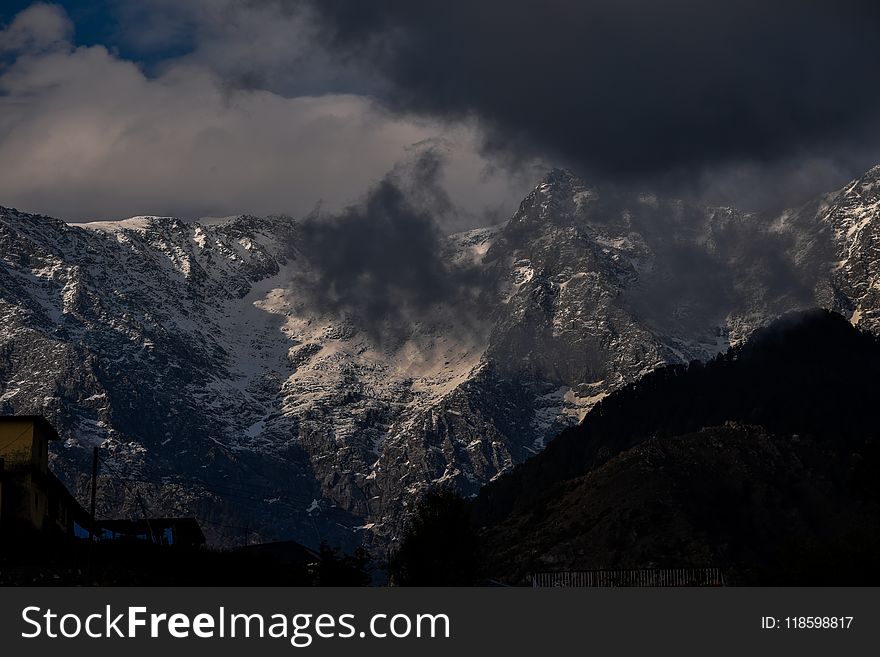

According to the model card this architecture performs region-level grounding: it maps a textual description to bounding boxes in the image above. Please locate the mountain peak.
[831,164,880,204]
[534,168,592,198]
[533,168,596,205]
[507,169,599,228]
[539,168,581,186]
[70,215,179,233]
[863,163,880,178]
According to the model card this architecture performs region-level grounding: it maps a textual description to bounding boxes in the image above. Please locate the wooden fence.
[531,567,726,587]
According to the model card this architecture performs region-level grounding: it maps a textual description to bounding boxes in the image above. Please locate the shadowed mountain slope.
[473,310,880,584]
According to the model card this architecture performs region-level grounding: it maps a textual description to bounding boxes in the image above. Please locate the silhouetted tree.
[391,488,478,586]
[312,543,371,586]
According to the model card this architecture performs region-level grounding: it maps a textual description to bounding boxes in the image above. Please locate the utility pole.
[0,457,5,531]
[86,446,99,583]
[88,446,99,540]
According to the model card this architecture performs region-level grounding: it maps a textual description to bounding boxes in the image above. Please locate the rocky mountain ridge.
[1,166,878,548]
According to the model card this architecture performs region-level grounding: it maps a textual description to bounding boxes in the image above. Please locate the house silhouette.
[0,416,92,538]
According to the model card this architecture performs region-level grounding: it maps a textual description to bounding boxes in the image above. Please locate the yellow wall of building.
[0,420,49,473]
[0,420,52,530]
[0,421,36,466]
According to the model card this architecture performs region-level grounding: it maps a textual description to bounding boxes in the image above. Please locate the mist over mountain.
[2,164,880,550]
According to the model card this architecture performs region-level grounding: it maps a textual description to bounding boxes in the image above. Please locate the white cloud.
[115,0,353,97]
[0,4,534,226]
[0,2,73,55]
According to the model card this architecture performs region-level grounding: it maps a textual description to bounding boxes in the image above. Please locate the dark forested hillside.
[466,310,880,584]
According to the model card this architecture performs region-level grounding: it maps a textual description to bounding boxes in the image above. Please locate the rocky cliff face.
[1,167,878,549]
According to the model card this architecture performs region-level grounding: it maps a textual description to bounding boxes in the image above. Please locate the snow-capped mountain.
[1,166,877,549]
[800,165,880,333]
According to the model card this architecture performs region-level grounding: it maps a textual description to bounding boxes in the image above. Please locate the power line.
[97,471,315,511]
[96,454,167,544]
[0,425,33,453]
[93,452,324,543]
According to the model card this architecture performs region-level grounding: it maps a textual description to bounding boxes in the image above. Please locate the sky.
[1,1,879,225]
[0,1,539,226]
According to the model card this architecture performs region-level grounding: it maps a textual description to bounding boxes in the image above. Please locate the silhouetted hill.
[471,310,880,583]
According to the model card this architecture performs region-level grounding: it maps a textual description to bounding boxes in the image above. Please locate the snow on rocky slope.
[1,166,878,549]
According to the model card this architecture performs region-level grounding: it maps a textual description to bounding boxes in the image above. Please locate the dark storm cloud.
[300,0,880,185]
[295,151,486,341]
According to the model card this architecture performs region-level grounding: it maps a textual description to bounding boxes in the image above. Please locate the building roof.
[0,415,61,441]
